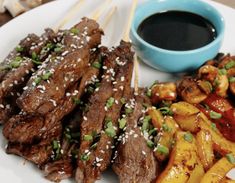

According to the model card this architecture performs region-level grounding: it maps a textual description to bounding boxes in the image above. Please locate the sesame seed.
[83,116,88,121]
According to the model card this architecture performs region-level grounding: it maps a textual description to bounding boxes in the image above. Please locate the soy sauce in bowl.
[137,11,217,51]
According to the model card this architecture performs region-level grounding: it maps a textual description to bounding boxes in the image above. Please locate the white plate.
[0,0,235,182]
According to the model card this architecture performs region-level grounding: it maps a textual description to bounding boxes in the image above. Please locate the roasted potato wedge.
[147,108,164,129]
[196,130,214,170]
[187,161,205,183]
[150,82,177,104]
[156,131,200,183]
[199,113,235,155]
[154,116,178,161]
[200,157,235,183]
[171,102,201,133]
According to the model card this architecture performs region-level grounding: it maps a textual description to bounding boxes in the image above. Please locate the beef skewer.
[17,18,103,115]
[75,41,134,183]
[112,94,159,183]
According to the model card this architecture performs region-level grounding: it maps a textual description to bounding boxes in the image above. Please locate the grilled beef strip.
[3,49,102,144]
[112,94,158,183]
[43,109,83,182]
[0,29,58,124]
[17,18,103,115]
[5,50,102,173]
[75,41,134,183]
[0,34,39,81]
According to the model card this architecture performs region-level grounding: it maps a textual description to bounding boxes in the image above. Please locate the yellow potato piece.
[200,157,235,183]
[154,116,178,161]
[187,162,205,183]
[171,102,201,133]
[199,113,235,155]
[171,102,200,116]
[156,131,200,183]
[196,130,215,170]
[147,108,164,129]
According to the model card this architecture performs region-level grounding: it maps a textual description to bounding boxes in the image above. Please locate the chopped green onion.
[156,144,169,155]
[72,97,81,105]
[80,153,89,161]
[214,77,220,87]
[184,132,193,143]
[34,77,42,85]
[14,56,23,62]
[83,134,93,141]
[162,123,172,132]
[32,52,39,61]
[211,123,217,131]
[205,81,213,92]
[16,46,24,52]
[120,98,126,104]
[210,111,222,119]
[90,142,98,150]
[105,122,116,137]
[106,97,115,109]
[52,140,59,149]
[92,62,101,69]
[159,107,173,116]
[87,86,94,93]
[146,89,151,97]
[125,108,133,114]
[229,77,235,83]
[148,128,157,136]
[147,140,155,148]
[95,82,101,88]
[118,118,126,129]
[42,71,52,80]
[10,61,21,68]
[226,153,235,164]
[218,68,227,75]
[54,46,62,53]
[46,43,55,49]
[142,115,151,131]
[225,60,235,70]
[70,27,79,35]
[32,59,42,65]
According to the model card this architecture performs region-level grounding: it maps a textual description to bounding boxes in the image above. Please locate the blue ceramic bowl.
[130,0,225,73]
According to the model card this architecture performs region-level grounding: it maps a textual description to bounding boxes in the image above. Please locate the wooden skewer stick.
[100,6,117,29]
[54,0,86,32]
[123,0,139,94]
[91,0,112,21]
[123,0,138,42]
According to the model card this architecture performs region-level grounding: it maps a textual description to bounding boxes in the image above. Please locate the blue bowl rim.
[131,0,225,55]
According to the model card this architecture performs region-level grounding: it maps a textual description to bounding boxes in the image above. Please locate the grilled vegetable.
[156,131,200,183]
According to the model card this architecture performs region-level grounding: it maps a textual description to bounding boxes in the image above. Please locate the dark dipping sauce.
[137,11,217,51]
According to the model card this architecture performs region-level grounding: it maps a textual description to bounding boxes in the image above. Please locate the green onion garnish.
[210,111,222,119]
[147,140,155,148]
[218,68,227,75]
[32,52,39,61]
[16,46,24,52]
[70,27,79,35]
[120,98,126,104]
[156,144,169,155]
[184,132,193,143]
[159,107,173,116]
[229,77,235,83]
[92,62,101,69]
[10,61,21,68]
[211,123,217,131]
[83,134,93,141]
[34,77,41,85]
[106,97,115,109]
[105,122,116,138]
[146,89,151,97]
[148,128,157,136]
[225,60,235,70]
[80,153,89,161]
[72,97,81,105]
[162,123,172,132]
[226,153,235,164]
[42,71,52,80]
[118,118,126,129]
